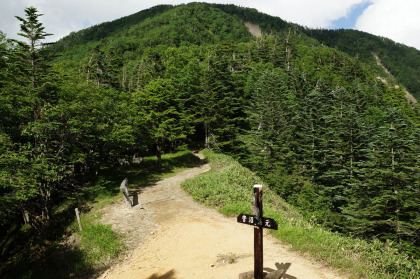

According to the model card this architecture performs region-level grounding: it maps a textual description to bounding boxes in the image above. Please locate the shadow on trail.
[147,269,176,279]
[263,262,297,279]
[132,190,139,206]
[99,151,204,196]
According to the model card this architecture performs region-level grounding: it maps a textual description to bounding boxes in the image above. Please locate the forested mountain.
[55,3,420,101]
[303,28,420,100]
[1,2,419,272]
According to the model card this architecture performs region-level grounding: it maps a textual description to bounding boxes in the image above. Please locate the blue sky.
[329,1,372,29]
[1,0,420,50]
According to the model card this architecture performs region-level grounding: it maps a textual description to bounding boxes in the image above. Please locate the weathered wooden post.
[254,185,263,279]
[120,178,132,208]
[75,208,83,231]
[237,184,278,279]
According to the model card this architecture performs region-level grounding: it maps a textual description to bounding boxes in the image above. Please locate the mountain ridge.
[53,2,420,101]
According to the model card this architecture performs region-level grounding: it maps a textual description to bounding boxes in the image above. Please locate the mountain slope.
[303,28,420,100]
[54,3,254,59]
[53,5,173,51]
[213,4,420,101]
[54,3,420,102]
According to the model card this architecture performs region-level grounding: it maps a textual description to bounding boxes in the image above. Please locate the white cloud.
[1,0,419,50]
[0,0,367,42]
[234,0,367,28]
[2,0,169,42]
[355,0,420,49]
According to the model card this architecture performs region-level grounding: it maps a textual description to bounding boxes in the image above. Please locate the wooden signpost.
[237,185,278,279]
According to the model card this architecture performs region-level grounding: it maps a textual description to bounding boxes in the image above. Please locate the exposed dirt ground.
[96,154,345,279]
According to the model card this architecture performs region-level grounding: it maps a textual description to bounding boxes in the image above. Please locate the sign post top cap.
[254,184,263,189]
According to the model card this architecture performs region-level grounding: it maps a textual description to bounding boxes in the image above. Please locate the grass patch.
[77,217,124,265]
[182,151,420,279]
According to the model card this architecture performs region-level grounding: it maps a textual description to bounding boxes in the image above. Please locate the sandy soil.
[96,154,345,279]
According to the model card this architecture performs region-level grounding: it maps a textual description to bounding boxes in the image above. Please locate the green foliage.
[14,6,54,90]
[78,219,124,265]
[240,56,419,256]
[53,5,174,51]
[183,151,420,278]
[2,2,419,276]
[305,28,420,100]
[241,67,296,174]
[182,151,303,223]
[133,77,195,164]
[0,7,62,229]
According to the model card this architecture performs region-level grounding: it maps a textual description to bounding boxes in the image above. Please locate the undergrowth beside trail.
[181,151,420,279]
[0,150,202,279]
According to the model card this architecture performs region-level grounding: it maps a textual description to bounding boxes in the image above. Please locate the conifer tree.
[198,42,245,151]
[244,68,294,172]
[134,78,194,166]
[15,7,53,91]
[12,7,57,226]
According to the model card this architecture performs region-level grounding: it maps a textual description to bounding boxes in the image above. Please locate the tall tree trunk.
[390,122,395,170]
[204,122,209,150]
[122,64,126,91]
[39,182,51,224]
[22,210,30,225]
[156,137,162,167]
[285,28,292,71]
[350,128,354,176]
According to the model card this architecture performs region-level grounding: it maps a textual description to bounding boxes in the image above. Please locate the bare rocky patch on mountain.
[245,22,262,38]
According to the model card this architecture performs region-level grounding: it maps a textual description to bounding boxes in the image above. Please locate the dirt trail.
[97,153,345,279]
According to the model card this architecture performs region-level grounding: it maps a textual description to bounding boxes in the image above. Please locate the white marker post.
[75,208,82,231]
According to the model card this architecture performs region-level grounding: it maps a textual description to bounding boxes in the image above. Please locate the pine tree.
[197,42,245,151]
[15,7,53,91]
[343,107,420,254]
[245,68,288,168]
[133,78,194,166]
[12,7,58,226]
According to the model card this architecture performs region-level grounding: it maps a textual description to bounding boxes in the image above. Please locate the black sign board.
[237,213,278,230]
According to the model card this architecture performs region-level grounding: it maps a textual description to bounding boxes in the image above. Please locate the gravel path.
[96,153,345,279]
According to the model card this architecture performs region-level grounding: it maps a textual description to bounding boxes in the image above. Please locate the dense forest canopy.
[1,2,419,269]
[304,28,420,100]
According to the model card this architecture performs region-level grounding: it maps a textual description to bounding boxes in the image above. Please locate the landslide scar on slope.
[245,22,262,38]
[374,53,417,103]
